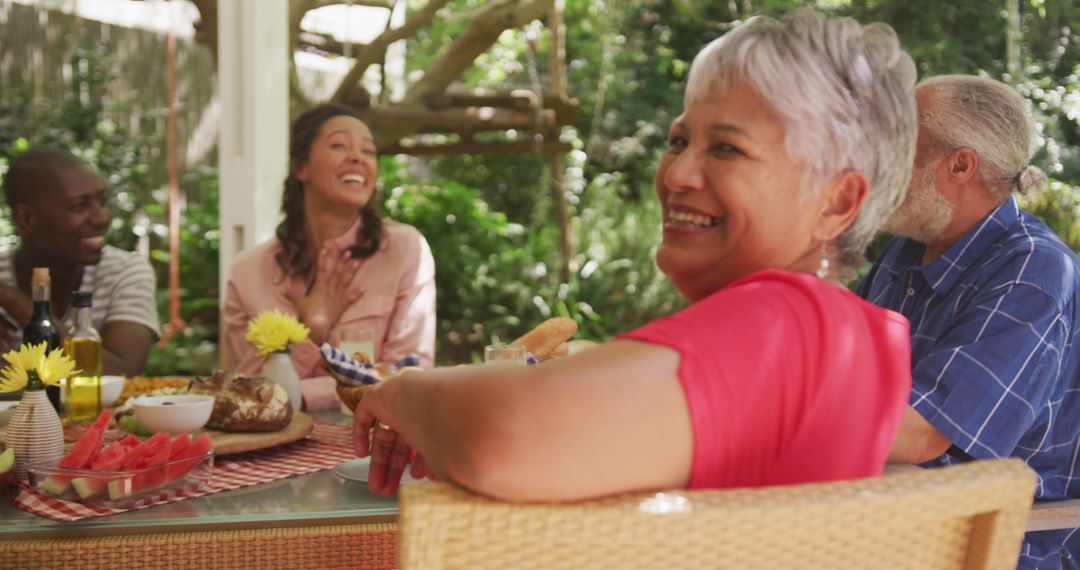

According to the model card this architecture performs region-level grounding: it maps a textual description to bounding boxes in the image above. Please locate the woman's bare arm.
[357,339,694,502]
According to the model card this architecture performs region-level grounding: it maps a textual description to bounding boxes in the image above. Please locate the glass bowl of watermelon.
[27,411,214,506]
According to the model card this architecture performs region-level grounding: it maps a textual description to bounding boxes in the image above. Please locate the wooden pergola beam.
[381,140,572,156]
[426,90,580,124]
[358,105,559,142]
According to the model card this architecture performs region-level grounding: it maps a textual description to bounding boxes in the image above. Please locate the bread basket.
[336,384,366,413]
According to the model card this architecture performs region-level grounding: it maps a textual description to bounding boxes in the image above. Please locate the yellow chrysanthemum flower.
[39,347,79,385]
[0,342,79,392]
[246,310,311,357]
[5,342,46,372]
[0,361,28,393]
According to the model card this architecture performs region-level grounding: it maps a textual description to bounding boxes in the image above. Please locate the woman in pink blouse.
[223,103,436,411]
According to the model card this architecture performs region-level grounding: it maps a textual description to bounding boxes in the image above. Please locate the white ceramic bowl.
[101,375,125,408]
[132,394,214,435]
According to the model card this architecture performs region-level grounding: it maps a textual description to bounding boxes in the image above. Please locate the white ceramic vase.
[4,389,65,481]
[263,352,302,412]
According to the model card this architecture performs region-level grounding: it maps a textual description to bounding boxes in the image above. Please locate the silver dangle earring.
[816,244,831,280]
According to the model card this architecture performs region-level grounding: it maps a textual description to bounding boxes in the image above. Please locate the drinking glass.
[484,344,527,365]
[340,329,377,362]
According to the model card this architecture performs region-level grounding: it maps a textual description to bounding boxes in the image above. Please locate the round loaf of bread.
[205,375,293,432]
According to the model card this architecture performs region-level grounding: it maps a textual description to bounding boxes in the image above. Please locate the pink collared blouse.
[223,218,436,410]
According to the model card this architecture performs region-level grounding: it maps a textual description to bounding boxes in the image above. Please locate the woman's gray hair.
[684,8,917,271]
[917,75,1046,200]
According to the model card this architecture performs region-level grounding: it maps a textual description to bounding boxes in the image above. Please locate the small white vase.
[263,352,302,412]
[4,389,65,481]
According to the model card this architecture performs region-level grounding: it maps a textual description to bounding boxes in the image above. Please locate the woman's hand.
[287,246,361,344]
[353,407,417,496]
[351,378,434,495]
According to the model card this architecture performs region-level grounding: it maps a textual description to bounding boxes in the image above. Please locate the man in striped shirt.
[859,75,1080,569]
[0,147,160,375]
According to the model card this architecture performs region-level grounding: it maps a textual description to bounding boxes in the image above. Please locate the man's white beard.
[884,161,954,244]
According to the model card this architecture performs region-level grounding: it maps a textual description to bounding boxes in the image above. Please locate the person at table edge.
[352,9,917,503]
[859,75,1080,569]
[0,146,160,376]
[223,103,436,411]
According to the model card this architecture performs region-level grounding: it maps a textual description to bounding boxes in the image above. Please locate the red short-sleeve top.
[620,269,911,488]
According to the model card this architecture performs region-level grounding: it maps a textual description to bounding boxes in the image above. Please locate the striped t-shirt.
[0,245,161,340]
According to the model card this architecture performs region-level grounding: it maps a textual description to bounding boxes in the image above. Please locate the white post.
[217,0,289,305]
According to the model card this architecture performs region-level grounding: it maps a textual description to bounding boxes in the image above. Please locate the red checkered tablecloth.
[10,421,359,522]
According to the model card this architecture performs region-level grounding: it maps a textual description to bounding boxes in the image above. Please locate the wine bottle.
[23,267,62,412]
[64,292,102,423]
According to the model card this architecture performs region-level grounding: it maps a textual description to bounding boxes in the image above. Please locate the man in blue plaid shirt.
[859,75,1080,569]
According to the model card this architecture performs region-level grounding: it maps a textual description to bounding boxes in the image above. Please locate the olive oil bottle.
[63,292,102,423]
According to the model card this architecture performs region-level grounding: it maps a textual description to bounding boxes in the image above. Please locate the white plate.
[0,401,17,427]
[335,457,420,484]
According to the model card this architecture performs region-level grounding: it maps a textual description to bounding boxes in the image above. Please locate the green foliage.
[381,156,681,364]
[142,163,220,376]
[851,0,1009,76]
[1019,179,1080,251]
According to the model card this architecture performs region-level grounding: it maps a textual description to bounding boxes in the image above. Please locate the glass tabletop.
[0,410,400,538]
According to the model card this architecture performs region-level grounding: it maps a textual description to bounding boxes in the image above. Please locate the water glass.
[340,329,377,362]
[484,344,527,365]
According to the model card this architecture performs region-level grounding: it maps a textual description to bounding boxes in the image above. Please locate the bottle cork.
[32,267,50,287]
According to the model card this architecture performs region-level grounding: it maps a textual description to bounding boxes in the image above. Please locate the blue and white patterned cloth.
[321,343,542,387]
[859,197,1080,569]
[320,343,422,386]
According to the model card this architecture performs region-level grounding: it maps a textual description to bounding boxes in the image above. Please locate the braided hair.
[274,103,384,282]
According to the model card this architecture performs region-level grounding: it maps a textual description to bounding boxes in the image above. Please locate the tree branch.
[189,0,219,57]
[402,0,553,105]
[289,0,319,52]
[330,0,452,103]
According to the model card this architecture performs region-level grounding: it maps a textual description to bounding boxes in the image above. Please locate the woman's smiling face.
[655,82,827,301]
[296,115,377,212]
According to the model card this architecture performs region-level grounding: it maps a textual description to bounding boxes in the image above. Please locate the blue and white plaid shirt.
[859,197,1080,569]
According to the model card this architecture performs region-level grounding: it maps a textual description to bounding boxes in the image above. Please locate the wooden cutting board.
[200,411,314,456]
[0,411,315,456]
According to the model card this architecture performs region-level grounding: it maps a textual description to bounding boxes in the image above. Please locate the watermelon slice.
[166,433,213,481]
[117,434,142,449]
[132,439,173,492]
[168,433,192,459]
[72,439,136,499]
[119,432,170,469]
[39,410,113,495]
[108,432,172,500]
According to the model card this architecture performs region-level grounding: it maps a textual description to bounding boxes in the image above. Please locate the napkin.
[319,343,421,386]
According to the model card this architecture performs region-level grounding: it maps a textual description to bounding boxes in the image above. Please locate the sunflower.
[0,342,79,392]
[246,310,311,357]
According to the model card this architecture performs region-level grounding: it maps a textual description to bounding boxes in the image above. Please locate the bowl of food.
[101,375,125,408]
[114,376,192,407]
[132,394,215,435]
